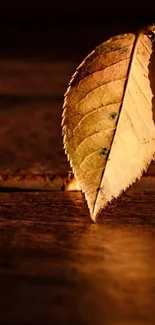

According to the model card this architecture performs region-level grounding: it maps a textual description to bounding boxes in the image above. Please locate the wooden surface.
[0,19,155,325]
[0,59,73,174]
[0,182,155,325]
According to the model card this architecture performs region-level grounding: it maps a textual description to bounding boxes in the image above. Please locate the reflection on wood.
[0,190,155,325]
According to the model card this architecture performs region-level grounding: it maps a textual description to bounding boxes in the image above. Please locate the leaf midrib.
[92,32,141,219]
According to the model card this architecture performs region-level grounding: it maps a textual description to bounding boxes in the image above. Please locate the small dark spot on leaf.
[100,148,110,156]
[109,112,118,120]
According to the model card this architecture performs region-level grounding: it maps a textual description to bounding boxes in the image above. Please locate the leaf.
[62,26,155,222]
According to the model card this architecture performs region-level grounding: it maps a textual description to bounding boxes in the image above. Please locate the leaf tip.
[90,213,98,223]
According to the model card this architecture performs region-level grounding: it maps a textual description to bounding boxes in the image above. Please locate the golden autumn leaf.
[62,26,155,222]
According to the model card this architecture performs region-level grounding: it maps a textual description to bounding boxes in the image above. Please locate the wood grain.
[0,60,76,96]
[0,186,155,325]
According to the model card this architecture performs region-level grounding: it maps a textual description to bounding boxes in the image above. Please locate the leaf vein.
[75,128,116,154]
[73,102,121,135]
[75,78,126,114]
[131,73,151,105]
[136,55,148,72]
[140,38,152,54]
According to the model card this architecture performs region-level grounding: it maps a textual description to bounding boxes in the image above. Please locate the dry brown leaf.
[62,26,155,222]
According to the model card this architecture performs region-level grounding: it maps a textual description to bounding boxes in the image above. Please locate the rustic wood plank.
[0,60,71,177]
[0,99,70,174]
[0,189,155,325]
[0,178,154,223]
[0,60,76,96]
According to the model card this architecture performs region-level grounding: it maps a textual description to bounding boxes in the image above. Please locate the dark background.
[0,1,155,60]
